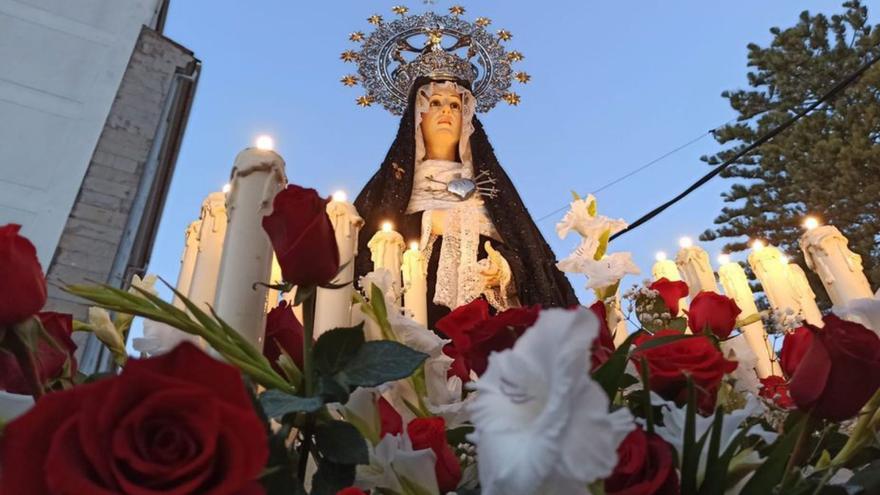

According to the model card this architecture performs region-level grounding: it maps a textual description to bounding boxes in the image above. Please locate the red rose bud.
[589,300,615,372]
[378,396,402,438]
[0,343,268,494]
[262,185,340,288]
[0,224,47,326]
[686,291,742,339]
[789,315,880,421]
[0,312,77,395]
[264,301,305,372]
[407,417,461,493]
[779,326,813,378]
[632,330,738,413]
[436,299,539,380]
[606,426,679,495]
[759,376,795,409]
[648,278,689,316]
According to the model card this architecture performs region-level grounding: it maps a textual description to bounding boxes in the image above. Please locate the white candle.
[173,220,202,309]
[717,257,780,377]
[402,242,428,326]
[315,192,364,336]
[787,262,824,326]
[652,251,685,315]
[213,147,286,348]
[800,224,873,307]
[609,293,628,348]
[187,192,228,312]
[265,254,282,313]
[748,242,822,326]
[367,222,406,298]
[675,237,719,299]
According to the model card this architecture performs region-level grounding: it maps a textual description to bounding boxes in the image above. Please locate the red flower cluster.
[788,315,880,421]
[0,224,47,327]
[687,291,741,339]
[262,185,340,288]
[264,300,306,372]
[759,376,795,409]
[436,299,540,381]
[649,278,688,316]
[0,343,268,495]
[606,426,679,495]
[632,330,738,413]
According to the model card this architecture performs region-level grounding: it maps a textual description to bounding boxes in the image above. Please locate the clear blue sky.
[138,0,850,341]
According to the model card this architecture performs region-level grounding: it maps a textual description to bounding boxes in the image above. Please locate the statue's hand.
[479,241,509,289]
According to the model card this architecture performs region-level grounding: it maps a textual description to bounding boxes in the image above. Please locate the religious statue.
[346,9,578,325]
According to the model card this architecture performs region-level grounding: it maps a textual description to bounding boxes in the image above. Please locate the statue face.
[420,89,462,156]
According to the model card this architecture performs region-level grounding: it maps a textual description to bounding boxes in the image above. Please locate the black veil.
[354,76,579,318]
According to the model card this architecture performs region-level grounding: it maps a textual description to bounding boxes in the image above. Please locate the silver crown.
[341,5,530,115]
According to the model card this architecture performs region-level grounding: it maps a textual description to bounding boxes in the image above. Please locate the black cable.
[609,53,880,242]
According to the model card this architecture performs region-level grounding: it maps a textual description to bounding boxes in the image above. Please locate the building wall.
[0,0,163,267]
[45,27,198,326]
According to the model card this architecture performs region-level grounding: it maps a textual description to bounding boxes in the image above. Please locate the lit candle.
[367,221,406,298]
[651,251,685,315]
[265,254,282,313]
[717,254,780,377]
[187,192,228,313]
[315,191,364,336]
[787,262,824,326]
[402,242,428,325]
[800,221,873,307]
[748,241,822,326]
[172,220,202,309]
[213,144,286,348]
[675,237,719,298]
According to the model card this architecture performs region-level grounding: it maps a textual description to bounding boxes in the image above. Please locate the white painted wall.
[0,0,161,267]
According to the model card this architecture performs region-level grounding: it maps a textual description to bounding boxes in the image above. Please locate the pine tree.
[700,1,880,308]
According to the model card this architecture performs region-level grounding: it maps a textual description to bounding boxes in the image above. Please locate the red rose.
[759,376,794,409]
[262,185,339,288]
[648,278,689,316]
[789,315,880,421]
[589,300,616,372]
[0,224,47,326]
[377,396,402,438]
[632,330,738,413]
[0,343,268,495]
[264,301,305,373]
[437,299,540,381]
[686,291,742,339]
[605,426,679,495]
[336,488,368,495]
[779,326,813,378]
[0,312,77,395]
[407,417,461,493]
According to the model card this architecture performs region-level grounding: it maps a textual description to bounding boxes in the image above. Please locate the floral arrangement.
[2,187,880,495]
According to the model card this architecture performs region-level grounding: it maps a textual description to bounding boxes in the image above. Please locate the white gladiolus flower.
[721,335,760,396]
[834,295,880,336]
[132,319,202,356]
[87,307,126,357]
[356,433,439,494]
[129,273,158,296]
[558,251,641,289]
[556,196,628,240]
[650,393,777,482]
[468,308,634,495]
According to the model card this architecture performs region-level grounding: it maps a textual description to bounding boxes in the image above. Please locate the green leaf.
[313,324,365,376]
[310,459,355,495]
[315,420,369,465]
[681,378,699,495]
[736,313,762,327]
[316,375,350,404]
[591,330,642,399]
[337,341,428,388]
[741,415,808,493]
[259,390,324,419]
[369,284,391,334]
[698,406,728,495]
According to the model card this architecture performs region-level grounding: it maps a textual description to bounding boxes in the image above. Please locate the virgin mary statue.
[349,10,578,325]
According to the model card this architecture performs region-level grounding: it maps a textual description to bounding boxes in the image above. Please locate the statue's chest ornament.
[424,170,499,201]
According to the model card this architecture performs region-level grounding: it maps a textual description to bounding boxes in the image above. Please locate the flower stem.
[783,414,817,485]
[831,389,880,467]
[7,330,44,400]
[302,289,317,397]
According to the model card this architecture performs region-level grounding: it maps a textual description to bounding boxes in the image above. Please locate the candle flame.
[255,135,275,151]
[752,239,765,251]
[381,221,393,233]
[410,241,419,251]
[332,190,348,202]
[803,216,820,230]
[655,251,667,262]
[678,236,693,249]
[222,183,231,193]
[717,254,731,265]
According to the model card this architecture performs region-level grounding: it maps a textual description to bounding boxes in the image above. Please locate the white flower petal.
[87,307,126,354]
[834,296,880,336]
